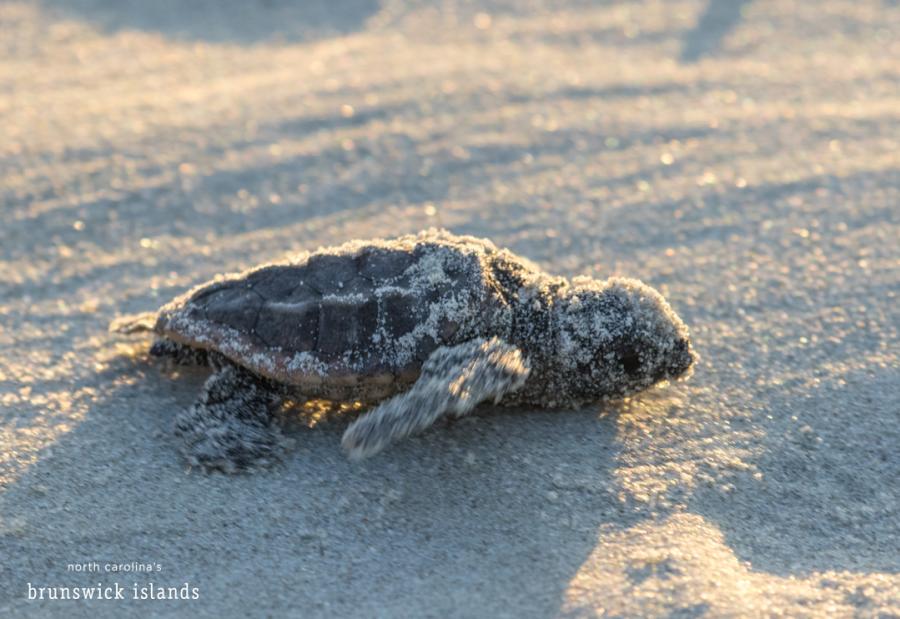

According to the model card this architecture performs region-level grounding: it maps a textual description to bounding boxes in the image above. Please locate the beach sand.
[1,0,898,616]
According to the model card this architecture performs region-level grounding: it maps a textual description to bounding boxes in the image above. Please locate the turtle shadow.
[38,0,381,45]
[0,344,638,617]
[687,365,900,576]
[289,405,639,617]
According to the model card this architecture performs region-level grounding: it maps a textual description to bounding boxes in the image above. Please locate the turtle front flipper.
[341,337,531,460]
[174,362,285,473]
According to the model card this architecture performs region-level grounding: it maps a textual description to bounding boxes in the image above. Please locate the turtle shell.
[154,230,514,401]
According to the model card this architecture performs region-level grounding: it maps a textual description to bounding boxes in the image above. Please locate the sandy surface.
[1,1,899,617]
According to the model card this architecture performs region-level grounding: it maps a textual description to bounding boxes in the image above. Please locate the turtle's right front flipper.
[341,337,531,460]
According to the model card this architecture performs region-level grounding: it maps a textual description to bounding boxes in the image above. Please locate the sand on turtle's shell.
[154,230,523,397]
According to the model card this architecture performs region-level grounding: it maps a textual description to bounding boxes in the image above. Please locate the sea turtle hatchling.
[111,229,696,471]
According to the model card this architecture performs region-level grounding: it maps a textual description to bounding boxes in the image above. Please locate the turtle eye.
[621,352,641,376]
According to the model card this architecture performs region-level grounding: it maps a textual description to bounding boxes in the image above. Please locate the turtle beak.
[669,338,696,379]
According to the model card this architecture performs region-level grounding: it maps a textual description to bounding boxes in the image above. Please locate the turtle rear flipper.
[341,337,531,460]
[109,311,158,334]
[149,338,210,366]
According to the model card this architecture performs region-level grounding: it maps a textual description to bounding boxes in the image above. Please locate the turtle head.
[554,277,696,399]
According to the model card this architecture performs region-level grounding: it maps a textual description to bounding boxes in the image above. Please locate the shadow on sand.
[0,346,634,616]
[689,364,900,575]
[681,0,754,62]
[39,0,380,44]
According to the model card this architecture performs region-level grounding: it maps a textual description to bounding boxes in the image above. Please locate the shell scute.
[201,287,263,335]
[246,265,305,299]
[378,289,421,338]
[304,254,358,292]
[255,300,319,352]
[316,296,379,358]
[355,247,416,281]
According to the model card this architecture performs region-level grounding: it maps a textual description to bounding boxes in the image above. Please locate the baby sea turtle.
[111,229,695,471]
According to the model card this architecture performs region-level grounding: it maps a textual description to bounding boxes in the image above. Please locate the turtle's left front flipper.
[342,337,531,460]
[174,362,285,473]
